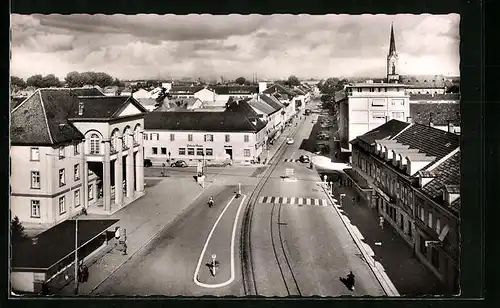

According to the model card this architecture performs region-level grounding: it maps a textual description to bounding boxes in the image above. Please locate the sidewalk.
[330,184,447,296]
[48,174,216,296]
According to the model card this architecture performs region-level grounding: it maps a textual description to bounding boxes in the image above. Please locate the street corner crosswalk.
[283,158,301,163]
[258,196,330,207]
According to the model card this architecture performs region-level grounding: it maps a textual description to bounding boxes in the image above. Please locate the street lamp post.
[46,152,88,295]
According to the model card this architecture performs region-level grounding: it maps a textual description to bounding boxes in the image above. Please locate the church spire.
[389,23,396,55]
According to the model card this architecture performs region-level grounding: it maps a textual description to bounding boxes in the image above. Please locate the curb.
[85,178,217,295]
[320,184,400,296]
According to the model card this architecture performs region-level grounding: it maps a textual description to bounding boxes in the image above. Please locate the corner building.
[347,119,460,293]
[10,88,148,230]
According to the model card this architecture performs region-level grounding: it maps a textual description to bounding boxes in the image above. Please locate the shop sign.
[187,144,203,148]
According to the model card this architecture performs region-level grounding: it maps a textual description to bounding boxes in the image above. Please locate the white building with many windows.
[143,103,267,165]
[10,88,148,231]
[339,83,411,152]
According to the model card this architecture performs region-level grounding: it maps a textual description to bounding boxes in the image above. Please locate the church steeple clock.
[387,24,399,83]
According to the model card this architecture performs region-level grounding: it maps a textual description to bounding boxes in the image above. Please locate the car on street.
[170,160,188,167]
[317,132,330,140]
[299,155,310,163]
[144,159,153,167]
[286,138,294,144]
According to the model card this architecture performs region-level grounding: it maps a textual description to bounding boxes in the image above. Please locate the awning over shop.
[12,219,119,270]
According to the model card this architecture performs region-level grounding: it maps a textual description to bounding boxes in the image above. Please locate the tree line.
[11,71,126,90]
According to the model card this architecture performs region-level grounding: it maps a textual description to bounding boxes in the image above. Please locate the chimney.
[406,117,412,123]
[32,237,38,245]
[430,122,434,127]
[448,121,454,133]
[78,102,84,116]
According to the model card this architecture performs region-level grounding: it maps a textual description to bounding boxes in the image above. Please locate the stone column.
[114,134,123,206]
[135,130,145,193]
[126,133,134,198]
[103,139,112,212]
[81,140,88,209]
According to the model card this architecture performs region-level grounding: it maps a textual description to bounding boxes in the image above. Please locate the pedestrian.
[114,227,120,247]
[347,271,355,291]
[77,265,83,283]
[82,265,89,282]
[379,216,384,229]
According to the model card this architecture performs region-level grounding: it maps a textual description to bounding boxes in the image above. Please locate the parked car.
[318,133,330,140]
[144,159,153,167]
[299,155,310,163]
[286,138,294,145]
[170,160,188,167]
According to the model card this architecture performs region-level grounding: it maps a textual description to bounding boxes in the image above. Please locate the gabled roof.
[69,96,148,119]
[259,94,284,111]
[293,88,306,95]
[420,151,460,205]
[393,123,460,161]
[355,119,411,146]
[144,111,266,132]
[211,85,258,95]
[410,102,461,126]
[263,84,296,97]
[225,98,259,117]
[11,88,104,146]
[409,93,460,101]
[247,98,277,115]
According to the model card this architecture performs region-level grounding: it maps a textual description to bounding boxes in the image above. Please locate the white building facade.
[340,83,411,151]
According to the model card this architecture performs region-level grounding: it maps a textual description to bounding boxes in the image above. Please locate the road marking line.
[290,197,295,205]
[193,194,247,289]
[259,196,265,203]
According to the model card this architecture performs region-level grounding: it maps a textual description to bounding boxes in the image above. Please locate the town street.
[90,99,384,296]
[245,106,385,296]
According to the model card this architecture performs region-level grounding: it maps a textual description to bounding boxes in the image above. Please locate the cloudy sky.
[11,14,460,81]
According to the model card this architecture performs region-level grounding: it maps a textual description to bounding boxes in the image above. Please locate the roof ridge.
[391,122,413,140]
[11,89,38,113]
[38,90,55,144]
[425,147,460,172]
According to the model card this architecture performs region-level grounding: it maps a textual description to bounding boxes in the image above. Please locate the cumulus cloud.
[10,14,460,80]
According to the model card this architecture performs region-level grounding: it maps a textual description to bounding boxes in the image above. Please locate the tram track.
[240,116,305,296]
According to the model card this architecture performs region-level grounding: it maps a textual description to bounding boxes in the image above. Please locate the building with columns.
[10,88,148,231]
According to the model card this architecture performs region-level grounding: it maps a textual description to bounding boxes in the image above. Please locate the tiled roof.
[11,88,104,146]
[409,93,460,101]
[355,119,411,146]
[10,97,26,111]
[247,98,277,115]
[68,96,148,119]
[136,98,160,107]
[263,84,296,97]
[168,85,204,95]
[293,88,306,95]
[393,123,460,161]
[225,98,259,117]
[144,111,267,132]
[211,85,258,95]
[400,75,446,88]
[259,94,284,111]
[421,151,460,203]
[410,102,461,126]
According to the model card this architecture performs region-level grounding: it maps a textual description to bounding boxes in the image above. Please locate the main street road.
[243,106,386,296]
[92,182,256,296]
